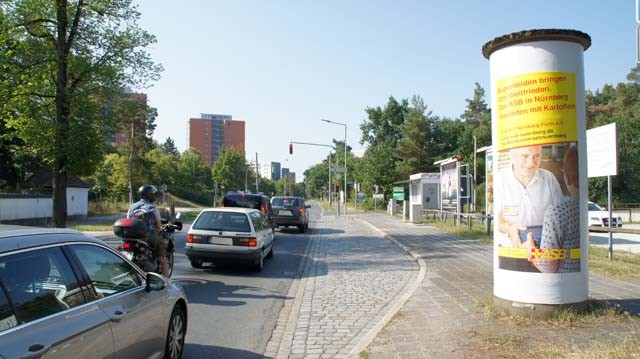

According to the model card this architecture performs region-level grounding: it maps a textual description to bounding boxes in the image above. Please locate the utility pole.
[255,152,259,192]
[473,135,477,212]
[321,119,347,215]
[289,140,337,213]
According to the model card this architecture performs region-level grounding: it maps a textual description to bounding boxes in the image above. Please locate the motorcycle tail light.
[122,242,133,250]
[260,205,266,214]
[118,218,135,226]
[139,246,145,252]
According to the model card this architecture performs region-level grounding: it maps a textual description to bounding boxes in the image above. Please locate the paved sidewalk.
[357,213,640,359]
[264,215,421,359]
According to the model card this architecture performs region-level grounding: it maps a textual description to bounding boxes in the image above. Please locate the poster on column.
[485,150,494,217]
[494,72,581,274]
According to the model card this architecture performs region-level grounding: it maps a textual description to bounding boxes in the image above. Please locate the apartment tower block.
[189,114,245,165]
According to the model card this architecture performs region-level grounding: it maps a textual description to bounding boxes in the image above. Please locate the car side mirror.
[145,272,167,292]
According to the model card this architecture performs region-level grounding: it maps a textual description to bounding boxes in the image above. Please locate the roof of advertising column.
[482,29,592,59]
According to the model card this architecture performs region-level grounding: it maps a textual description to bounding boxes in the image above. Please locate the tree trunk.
[129,118,135,204]
[52,0,70,228]
[52,164,68,228]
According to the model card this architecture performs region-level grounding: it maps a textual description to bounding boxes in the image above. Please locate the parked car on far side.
[588,201,623,228]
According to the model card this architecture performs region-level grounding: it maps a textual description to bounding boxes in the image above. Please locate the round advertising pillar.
[482,29,591,311]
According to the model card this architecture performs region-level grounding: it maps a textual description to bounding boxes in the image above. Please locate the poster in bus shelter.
[440,161,458,213]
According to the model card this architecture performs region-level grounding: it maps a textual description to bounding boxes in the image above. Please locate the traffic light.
[289,143,293,154]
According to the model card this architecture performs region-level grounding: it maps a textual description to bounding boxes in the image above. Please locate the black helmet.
[138,185,158,202]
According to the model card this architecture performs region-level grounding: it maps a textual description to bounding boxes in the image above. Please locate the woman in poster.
[495,144,563,249]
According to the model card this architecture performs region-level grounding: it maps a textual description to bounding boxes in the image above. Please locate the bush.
[171,185,212,206]
[88,200,129,216]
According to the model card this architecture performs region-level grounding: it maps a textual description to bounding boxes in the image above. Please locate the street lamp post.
[322,119,347,215]
[289,140,336,211]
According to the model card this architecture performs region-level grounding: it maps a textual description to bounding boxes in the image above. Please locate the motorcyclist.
[127,185,169,277]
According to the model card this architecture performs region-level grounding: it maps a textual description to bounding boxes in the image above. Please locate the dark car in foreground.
[0,225,187,359]
[271,196,310,233]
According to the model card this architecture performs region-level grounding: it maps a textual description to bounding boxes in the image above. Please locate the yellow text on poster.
[495,72,577,151]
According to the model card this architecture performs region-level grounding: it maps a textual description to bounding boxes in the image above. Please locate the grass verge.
[88,201,129,216]
[469,300,640,358]
[589,246,640,278]
[422,216,640,278]
[70,224,114,231]
[421,216,493,245]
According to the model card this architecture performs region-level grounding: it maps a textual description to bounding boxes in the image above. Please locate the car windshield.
[193,211,251,232]
[588,202,603,211]
[272,197,299,207]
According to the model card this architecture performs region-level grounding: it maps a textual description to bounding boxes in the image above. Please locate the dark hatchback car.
[271,196,310,233]
[0,226,188,359]
[222,192,273,226]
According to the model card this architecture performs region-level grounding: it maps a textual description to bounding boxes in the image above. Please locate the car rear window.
[223,195,262,210]
[272,197,299,207]
[193,211,251,232]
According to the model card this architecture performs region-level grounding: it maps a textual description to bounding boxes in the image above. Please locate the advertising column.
[482,29,591,306]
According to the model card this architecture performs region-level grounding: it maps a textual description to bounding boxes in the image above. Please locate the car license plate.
[209,237,233,245]
[279,210,293,216]
[120,251,134,261]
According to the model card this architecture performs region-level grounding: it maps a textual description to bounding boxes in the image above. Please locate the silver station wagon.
[0,225,188,359]
[185,207,274,271]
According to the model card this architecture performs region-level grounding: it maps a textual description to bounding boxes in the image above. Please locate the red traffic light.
[289,143,293,154]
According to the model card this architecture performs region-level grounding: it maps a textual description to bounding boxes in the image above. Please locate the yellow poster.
[495,72,577,151]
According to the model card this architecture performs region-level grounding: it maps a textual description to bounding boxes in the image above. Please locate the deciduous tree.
[0,0,161,226]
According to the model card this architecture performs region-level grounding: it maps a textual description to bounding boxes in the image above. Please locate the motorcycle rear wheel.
[166,251,174,278]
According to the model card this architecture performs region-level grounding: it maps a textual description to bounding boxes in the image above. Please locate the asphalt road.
[169,206,319,358]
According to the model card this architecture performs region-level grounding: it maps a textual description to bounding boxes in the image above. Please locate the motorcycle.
[113,211,182,277]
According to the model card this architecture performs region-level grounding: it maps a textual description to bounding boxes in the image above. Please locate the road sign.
[393,186,405,201]
[331,167,346,173]
[373,194,384,199]
[357,193,366,203]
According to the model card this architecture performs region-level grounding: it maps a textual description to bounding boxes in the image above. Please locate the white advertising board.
[586,123,617,178]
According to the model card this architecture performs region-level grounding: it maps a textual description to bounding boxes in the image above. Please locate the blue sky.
[135,0,634,180]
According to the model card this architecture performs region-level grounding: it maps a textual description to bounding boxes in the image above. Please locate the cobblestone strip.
[360,214,493,359]
[346,219,427,358]
[264,225,316,358]
[265,216,419,359]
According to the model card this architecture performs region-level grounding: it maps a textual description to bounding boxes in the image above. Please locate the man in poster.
[495,145,563,250]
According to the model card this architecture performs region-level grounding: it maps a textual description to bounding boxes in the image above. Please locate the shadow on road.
[604,298,640,316]
[184,343,269,359]
[176,278,292,306]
